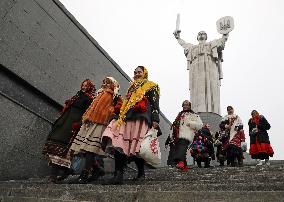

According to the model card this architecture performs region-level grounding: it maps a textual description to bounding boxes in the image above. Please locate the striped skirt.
[70,123,106,155]
[102,119,149,156]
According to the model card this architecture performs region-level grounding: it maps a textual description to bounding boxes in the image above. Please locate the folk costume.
[42,79,95,182]
[165,134,176,166]
[102,66,160,184]
[214,129,229,166]
[69,77,122,183]
[171,109,203,170]
[220,114,244,166]
[190,125,214,168]
[249,111,274,164]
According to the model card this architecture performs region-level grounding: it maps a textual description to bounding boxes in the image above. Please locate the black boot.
[112,170,124,185]
[77,169,89,184]
[196,158,202,168]
[237,154,243,166]
[88,166,105,182]
[133,157,145,181]
[88,156,105,182]
[48,163,60,183]
[204,158,210,168]
[57,167,71,182]
[103,151,126,185]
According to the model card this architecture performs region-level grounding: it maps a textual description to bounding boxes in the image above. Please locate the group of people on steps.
[166,105,274,170]
[43,66,160,184]
[42,65,274,184]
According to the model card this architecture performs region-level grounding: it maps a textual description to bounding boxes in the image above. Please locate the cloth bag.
[241,142,247,152]
[139,128,161,166]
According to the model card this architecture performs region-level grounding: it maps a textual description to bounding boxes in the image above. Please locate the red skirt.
[249,138,274,158]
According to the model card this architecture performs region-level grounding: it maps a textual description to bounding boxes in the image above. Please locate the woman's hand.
[152,121,159,129]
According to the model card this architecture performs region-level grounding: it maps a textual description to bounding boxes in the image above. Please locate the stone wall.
[0,0,171,180]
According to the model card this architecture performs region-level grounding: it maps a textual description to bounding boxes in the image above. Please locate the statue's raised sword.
[175,13,181,33]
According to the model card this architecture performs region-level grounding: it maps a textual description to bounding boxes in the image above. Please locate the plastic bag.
[139,128,161,166]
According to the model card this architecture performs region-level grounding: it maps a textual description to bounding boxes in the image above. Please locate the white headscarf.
[95,77,120,98]
[106,77,120,98]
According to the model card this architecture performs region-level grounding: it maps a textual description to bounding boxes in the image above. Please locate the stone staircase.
[1,163,284,202]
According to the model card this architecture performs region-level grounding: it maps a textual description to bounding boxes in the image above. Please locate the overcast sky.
[60,0,284,160]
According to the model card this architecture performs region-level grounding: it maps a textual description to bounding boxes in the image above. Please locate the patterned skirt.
[102,119,149,156]
[70,123,106,156]
[249,138,274,159]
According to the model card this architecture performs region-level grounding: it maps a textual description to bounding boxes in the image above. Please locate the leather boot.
[112,170,124,185]
[133,157,145,181]
[88,166,105,182]
[204,158,210,168]
[57,167,71,181]
[77,169,89,184]
[103,151,125,185]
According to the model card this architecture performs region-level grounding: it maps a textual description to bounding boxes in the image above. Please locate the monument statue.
[174,15,234,114]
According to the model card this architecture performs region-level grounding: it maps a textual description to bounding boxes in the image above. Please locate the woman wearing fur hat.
[43,79,95,183]
[69,77,122,183]
[102,66,161,184]
[249,110,274,166]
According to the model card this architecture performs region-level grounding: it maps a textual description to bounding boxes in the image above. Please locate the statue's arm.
[173,30,192,49]
[218,33,229,49]
[222,33,229,41]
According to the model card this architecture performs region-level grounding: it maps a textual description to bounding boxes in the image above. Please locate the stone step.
[1,190,284,202]
[0,180,283,200]
[0,196,81,202]
[0,164,283,201]
[3,178,283,188]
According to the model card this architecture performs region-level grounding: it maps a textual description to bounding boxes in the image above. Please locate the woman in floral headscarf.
[43,79,95,183]
[102,66,160,184]
[69,77,122,183]
[249,110,274,166]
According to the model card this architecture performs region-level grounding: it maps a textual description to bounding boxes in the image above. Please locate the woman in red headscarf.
[69,77,122,183]
[249,110,274,166]
[43,79,95,183]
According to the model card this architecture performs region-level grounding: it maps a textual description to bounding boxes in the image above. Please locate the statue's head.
[197,31,207,41]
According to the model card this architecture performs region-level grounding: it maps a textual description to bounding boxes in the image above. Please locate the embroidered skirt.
[249,138,274,159]
[102,119,149,156]
[70,123,106,155]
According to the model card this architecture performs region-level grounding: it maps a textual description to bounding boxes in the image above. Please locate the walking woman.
[69,77,121,183]
[102,66,160,184]
[220,106,244,166]
[43,79,95,183]
[249,110,274,165]
[171,100,203,171]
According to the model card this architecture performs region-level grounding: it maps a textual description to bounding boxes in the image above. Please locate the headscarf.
[251,110,260,125]
[62,79,95,114]
[95,77,120,99]
[81,79,96,99]
[126,66,149,98]
[117,66,159,126]
[106,76,120,98]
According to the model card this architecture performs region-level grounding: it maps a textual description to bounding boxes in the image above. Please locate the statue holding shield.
[174,15,234,114]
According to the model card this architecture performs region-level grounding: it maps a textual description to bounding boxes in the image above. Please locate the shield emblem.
[216,16,234,34]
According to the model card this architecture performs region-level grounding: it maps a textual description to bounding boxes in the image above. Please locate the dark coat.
[125,88,160,127]
[249,115,271,144]
[43,91,92,157]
